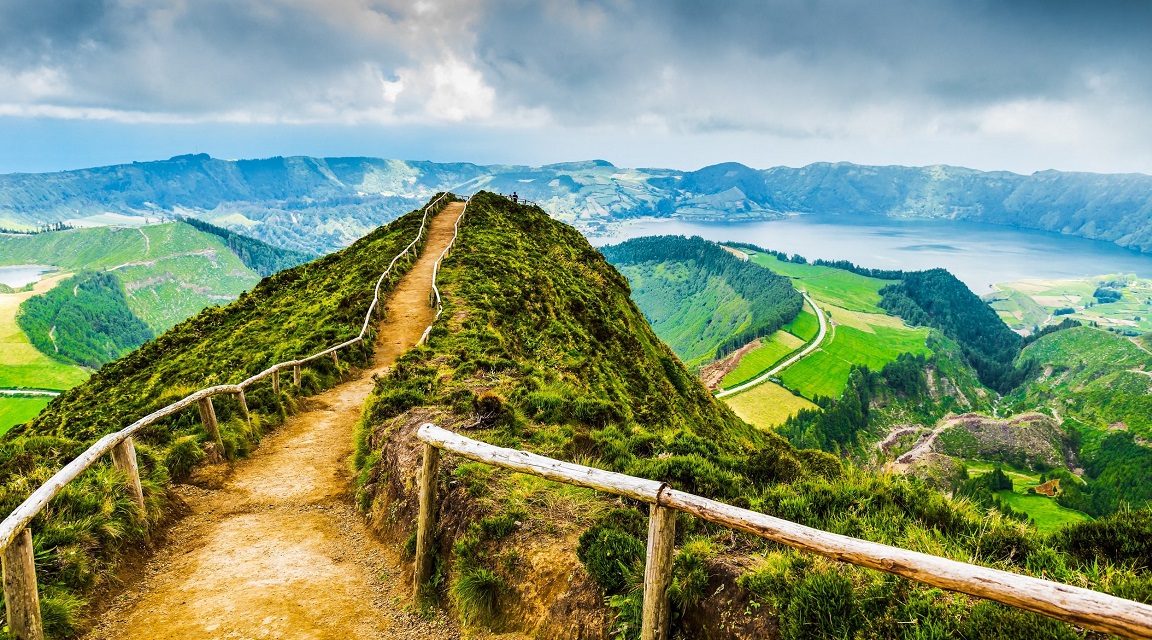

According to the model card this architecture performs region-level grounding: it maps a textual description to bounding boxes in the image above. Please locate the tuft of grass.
[452,566,505,623]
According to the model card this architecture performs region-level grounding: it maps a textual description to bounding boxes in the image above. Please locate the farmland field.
[0,274,90,391]
[996,491,1092,533]
[722,380,817,430]
[780,303,930,399]
[0,397,52,435]
[988,275,1152,335]
[748,253,894,313]
[721,330,805,388]
[783,306,820,342]
[966,462,1092,532]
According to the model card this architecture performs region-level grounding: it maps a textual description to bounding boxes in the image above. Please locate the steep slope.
[4,155,1152,253]
[86,202,467,640]
[600,236,802,368]
[0,197,453,636]
[351,193,1152,639]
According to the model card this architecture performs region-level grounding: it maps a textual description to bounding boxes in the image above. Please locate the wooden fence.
[414,423,1152,640]
[0,193,453,640]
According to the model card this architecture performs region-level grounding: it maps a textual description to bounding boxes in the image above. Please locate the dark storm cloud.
[471,0,1152,127]
[1,0,1151,173]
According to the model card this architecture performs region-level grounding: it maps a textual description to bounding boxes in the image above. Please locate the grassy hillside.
[0,223,267,334]
[1006,326,1152,517]
[17,272,153,369]
[352,193,1152,639]
[745,252,892,313]
[601,236,802,368]
[0,198,453,635]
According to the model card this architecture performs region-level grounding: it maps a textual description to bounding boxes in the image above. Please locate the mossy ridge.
[0,194,457,637]
[355,193,1152,639]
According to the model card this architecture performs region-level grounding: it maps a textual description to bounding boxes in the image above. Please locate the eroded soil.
[86,203,466,640]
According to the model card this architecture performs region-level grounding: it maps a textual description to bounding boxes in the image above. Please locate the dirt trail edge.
[86,203,467,640]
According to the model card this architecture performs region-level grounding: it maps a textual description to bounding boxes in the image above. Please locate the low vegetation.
[352,194,1152,639]
[0,197,454,636]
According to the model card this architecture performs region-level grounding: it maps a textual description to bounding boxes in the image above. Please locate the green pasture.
[0,396,52,436]
[721,330,805,388]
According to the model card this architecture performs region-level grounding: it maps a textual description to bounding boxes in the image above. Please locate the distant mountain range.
[2,154,1151,254]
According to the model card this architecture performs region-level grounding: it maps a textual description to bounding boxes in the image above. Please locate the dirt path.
[86,203,466,640]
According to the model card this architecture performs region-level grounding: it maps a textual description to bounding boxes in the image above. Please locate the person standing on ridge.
[511,191,518,204]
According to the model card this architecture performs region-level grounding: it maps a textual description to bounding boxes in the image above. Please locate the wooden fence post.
[2,528,43,640]
[110,437,145,510]
[293,365,301,386]
[332,351,339,367]
[236,391,250,425]
[272,369,280,395]
[197,397,222,446]
[412,444,440,596]
[641,503,676,640]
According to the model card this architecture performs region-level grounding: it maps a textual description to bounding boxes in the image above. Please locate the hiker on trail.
[511,192,518,204]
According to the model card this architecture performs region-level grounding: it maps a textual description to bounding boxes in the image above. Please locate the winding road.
[715,291,828,398]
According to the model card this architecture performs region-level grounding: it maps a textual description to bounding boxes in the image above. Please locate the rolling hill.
[4,155,1152,254]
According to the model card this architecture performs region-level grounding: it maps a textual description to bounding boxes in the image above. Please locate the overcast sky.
[1,0,1151,175]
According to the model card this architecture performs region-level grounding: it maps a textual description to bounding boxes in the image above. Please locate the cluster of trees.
[16,271,153,369]
[600,236,802,360]
[1056,432,1152,517]
[177,217,315,276]
[1022,318,1081,347]
[1094,286,1123,303]
[0,221,75,235]
[954,468,1030,522]
[778,354,931,452]
[879,269,1034,393]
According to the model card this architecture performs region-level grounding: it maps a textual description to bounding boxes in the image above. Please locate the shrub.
[1051,508,1152,568]
[959,601,1079,639]
[576,509,646,593]
[162,436,205,479]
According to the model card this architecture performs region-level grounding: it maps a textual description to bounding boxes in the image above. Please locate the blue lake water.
[591,215,1152,293]
[0,265,53,288]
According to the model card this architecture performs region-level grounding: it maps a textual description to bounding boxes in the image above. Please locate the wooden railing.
[419,195,469,345]
[0,193,452,640]
[414,424,1152,640]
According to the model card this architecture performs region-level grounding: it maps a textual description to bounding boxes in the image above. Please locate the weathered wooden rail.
[414,424,1152,640]
[0,193,453,640]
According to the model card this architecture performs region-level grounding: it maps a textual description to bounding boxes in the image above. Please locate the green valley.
[0,222,311,433]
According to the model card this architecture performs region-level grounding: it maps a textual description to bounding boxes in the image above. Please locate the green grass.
[0,223,262,334]
[0,275,90,391]
[996,491,1092,533]
[988,275,1152,334]
[784,308,820,342]
[780,350,855,399]
[721,331,805,388]
[617,262,752,367]
[0,396,52,435]
[779,307,930,400]
[722,381,817,430]
[751,254,893,313]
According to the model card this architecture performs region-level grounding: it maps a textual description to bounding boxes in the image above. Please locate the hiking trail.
[85,203,467,640]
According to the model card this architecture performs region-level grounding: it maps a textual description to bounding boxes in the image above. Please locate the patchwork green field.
[747,252,894,313]
[780,304,930,399]
[722,379,817,429]
[988,275,1152,335]
[0,273,90,391]
[721,330,806,388]
[0,396,52,435]
[0,223,262,333]
[783,306,820,341]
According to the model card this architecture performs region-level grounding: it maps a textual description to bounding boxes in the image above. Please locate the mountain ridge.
[3,155,1151,255]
